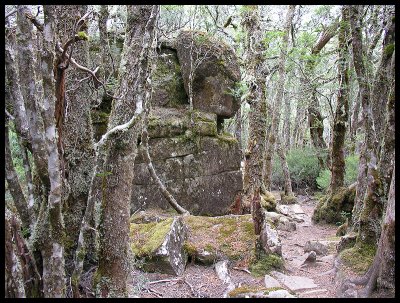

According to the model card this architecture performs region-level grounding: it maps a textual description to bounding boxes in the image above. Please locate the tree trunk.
[303,20,338,168]
[40,5,66,297]
[264,5,295,190]
[276,139,294,197]
[350,5,394,236]
[329,6,349,193]
[94,5,159,297]
[52,5,97,273]
[16,5,50,191]
[345,164,395,297]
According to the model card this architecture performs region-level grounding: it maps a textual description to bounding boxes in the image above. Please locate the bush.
[272,146,322,190]
[316,154,359,191]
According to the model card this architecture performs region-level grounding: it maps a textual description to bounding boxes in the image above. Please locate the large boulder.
[176,30,241,118]
[129,217,188,275]
[132,107,242,216]
[151,46,188,108]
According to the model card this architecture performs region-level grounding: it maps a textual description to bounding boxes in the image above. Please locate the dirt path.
[128,194,341,298]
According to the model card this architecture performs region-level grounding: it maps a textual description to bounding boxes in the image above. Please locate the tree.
[263,5,295,191]
[93,5,159,297]
[240,5,267,235]
[329,6,350,192]
[341,164,395,297]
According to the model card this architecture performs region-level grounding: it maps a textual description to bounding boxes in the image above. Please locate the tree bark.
[264,5,295,190]
[329,6,350,193]
[94,5,159,297]
[16,6,50,191]
[40,5,66,298]
[346,164,395,297]
[51,5,97,273]
[276,139,294,197]
[241,6,267,233]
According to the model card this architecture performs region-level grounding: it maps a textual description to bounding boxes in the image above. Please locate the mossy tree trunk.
[276,139,294,198]
[94,5,159,297]
[349,6,395,242]
[40,5,66,297]
[240,6,267,234]
[263,5,295,191]
[329,6,349,193]
[52,5,96,273]
[345,164,395,297]
[301,20,338,168]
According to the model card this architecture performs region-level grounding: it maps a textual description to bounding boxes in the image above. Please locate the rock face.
[260,212,282,256]
[176,30,241,118]
[131,36,242,216]
[129,217,188,275]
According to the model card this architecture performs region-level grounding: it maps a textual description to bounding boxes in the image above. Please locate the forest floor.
[126,194,362,298]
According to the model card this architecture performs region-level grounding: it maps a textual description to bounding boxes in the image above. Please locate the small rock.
[271,271,318,291]
[304,251,317,263]
[276,204,290,216]
[264,275,281,288]
[267,289,296,298]
[304,240,329,256]
[260,220,282,256]
[277,216,296,232]
[336,233,357,253]
[290,204,305,215]
[215,260,231,284]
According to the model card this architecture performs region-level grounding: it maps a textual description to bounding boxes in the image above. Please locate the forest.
[4,5,395,298]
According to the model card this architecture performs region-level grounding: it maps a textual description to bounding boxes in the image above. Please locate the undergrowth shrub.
[272,146,321,190]
[316,154,359,191]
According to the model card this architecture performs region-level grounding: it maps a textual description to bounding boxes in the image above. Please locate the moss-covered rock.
[338,242,376,274]
[249,252,284,277]
[312,183,356,224]
[151,47,188,108]
[182,214,256,265]
[129,217,188,275]
[280,194,297,205]
[260,191,277,211]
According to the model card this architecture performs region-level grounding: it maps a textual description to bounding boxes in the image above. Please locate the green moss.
[216,133,238,145]
[228,285,268,297]
[183,215,256,262]
[339,242,376,274]
[183,241,198,256]
[130,218,173,257]
[77,31,89,41]
[280,194,297,205]
[384,43,395,57]
[260,191,277,210]
[249,253,283,277]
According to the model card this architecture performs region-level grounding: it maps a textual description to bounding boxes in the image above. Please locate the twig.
[147,277,182,285]
[184,279,197,297]
[145,287,163,298]
[232,267,251,274]
[5,9,17,19]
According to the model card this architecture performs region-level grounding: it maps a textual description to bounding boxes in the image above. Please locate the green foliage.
[8,124,26,183]
[227,81,249,100]
[316,154,359,191]
[272,146,321,189]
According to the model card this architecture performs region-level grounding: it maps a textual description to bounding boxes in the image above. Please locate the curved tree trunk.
[94,5,159,297]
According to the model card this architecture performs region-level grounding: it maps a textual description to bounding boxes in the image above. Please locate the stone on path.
[304,240,329,256]
[267,289,296,298]
[303,251,317,263]
[277,216,297,232]
[215,260,231,284]
[260,218,282,256]
[291,204,306,214]
[270,271,318,292]
[264,275,282,288]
